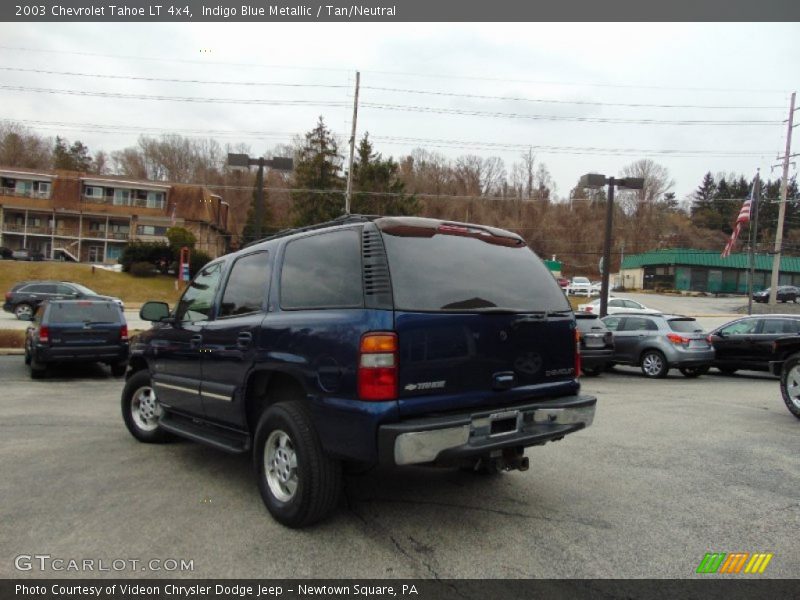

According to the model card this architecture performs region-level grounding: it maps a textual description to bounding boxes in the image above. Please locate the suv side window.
[24,284,57,294]
[219,252,271,318]
[622,317,658,331]
[175,262,223,323]
[603,316,622,331]
[280,229,363,310]
[720,319,758,335]
[56,284,78,296]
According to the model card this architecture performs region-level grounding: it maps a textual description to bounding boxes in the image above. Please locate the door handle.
[237,332,253,349]
[190,334,202,349]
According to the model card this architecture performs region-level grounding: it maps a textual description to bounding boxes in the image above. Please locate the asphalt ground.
[1,356,798,579]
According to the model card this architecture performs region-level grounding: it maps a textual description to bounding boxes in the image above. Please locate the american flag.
[721,186,754,258]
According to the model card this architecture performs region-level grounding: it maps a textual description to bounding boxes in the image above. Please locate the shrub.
[130,262,157,277]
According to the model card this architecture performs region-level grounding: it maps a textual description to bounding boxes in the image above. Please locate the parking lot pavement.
[1,356,798,579]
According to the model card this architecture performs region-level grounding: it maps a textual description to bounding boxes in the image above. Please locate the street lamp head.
[617,177,645,190]
[267,157,294,171]
[227,153,252,170]
[579,173,608,188]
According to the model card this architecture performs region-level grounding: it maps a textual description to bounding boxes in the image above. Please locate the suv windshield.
[381,231,570,312]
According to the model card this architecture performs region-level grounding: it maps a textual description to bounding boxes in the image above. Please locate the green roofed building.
[543,258,562,276]
[619,249,800,293]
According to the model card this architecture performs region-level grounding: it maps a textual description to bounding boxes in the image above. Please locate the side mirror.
[140,301,170,322]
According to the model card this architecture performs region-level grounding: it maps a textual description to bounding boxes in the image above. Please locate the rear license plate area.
[489,410,520,436]
[585,337,604,348]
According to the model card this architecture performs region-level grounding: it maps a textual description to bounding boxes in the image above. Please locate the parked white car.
[567,276,592,296]
[577,297,660,314]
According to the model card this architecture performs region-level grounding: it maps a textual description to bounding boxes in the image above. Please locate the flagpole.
[747,171,761,316]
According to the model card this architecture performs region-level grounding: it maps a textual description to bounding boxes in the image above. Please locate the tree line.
[1,118,798,276]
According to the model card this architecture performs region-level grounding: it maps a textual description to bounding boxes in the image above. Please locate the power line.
[7,119,776,158]
[362,86,785,111]
[1,44,790,95]
[0,84,349,107]
[0,66,783,111]
[0,66,350,89]
[361,102,783,126]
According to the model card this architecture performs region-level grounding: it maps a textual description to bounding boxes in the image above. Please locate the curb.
[0,349,24,355]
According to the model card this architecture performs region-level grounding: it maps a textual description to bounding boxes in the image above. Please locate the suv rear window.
[668,319,702,333]
[381,231,569,312]
[49,302,121,323]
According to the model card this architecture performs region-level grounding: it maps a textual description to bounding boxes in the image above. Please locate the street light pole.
[253,157,266,241]
[600,177,615,318]
[579,173,644,317]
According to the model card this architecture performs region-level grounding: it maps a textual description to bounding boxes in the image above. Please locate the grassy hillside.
[0,261,182,305]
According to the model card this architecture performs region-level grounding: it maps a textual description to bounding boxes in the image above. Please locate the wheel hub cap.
[264,430,298,502]
[786,366,800,409]
[131,386,161,432]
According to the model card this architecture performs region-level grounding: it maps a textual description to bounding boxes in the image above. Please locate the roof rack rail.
[242,214,380,248]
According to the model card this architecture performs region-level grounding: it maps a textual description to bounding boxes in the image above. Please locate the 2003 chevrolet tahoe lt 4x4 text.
[121,215,597,527]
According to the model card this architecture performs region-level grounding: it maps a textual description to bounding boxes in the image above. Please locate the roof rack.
[242,214,379,248]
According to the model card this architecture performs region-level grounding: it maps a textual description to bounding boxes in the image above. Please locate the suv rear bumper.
[34,344,128,364]
[377,395,596,467]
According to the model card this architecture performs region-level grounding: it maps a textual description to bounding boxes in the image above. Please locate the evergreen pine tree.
[291,117,345,226]
[351,133,419,216]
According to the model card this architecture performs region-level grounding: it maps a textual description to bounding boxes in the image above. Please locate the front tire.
[254,401,342,528]
[121,370,170,442]
[679,365,709,378]
[779,355,800,420]
[641,350,669,378]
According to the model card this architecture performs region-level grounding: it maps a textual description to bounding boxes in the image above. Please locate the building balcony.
[83,195,166,210]
[0,186,51,200]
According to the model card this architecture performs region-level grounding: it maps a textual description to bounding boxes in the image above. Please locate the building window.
[89,222,105,233]
[84,186,104,199]
[113,189,132,206]
[147,191,165,209]
[87,246,103,262]
[106,246,123,260]
[137,225,167,236]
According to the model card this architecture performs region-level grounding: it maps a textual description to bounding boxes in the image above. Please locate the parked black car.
[707,315,800,375]
[752,286,799,303]
[11,248,44,261]
[0,246,12,259]
[4,280,124,320]
[122,215,597,528]
[575,312,614,376]
[25,300,129,379]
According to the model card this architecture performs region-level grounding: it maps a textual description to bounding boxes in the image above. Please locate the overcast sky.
[1,22,798,202]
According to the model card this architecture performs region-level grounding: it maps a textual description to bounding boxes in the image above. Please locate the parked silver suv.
[600,313,714,378]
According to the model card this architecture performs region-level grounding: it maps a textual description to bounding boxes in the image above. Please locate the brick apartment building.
[0,166,236,263]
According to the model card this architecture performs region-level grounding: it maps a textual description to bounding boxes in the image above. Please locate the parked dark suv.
[122,216,597,527]
[25,300,129,379]
[4,280,124,320]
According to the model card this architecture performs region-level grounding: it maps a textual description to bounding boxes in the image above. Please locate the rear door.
[612,316,659,363]
[378,220,577,417]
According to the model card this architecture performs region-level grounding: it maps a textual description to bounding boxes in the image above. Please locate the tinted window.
[761,319,799,334]
[603,316,622,331]
[669,319,703,333]
[48,302,121,323]
[56,284,79,295]
[576,316,607,333]
[175,262,223,322]
[622,317,658,331]
[719,319,758,335]
[24,284,57,294]
[219,252,271,318]
[382,232,569,312]
[280,230,363,310]
[608,299,625,308]
[623,300,644,309]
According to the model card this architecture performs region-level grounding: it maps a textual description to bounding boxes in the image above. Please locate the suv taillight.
[120,325,129,341]
[4,292,11,301]
[358,332,398,401]
[39,325,50,344]
[667,333,690,346]
[575,329,582,377]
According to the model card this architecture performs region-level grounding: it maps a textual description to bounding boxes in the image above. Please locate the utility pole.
[344,71,360,215]
[768,92,796,304]
[747,171,761,316]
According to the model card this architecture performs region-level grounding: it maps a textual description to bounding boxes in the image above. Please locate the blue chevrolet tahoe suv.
[121,215,596,527]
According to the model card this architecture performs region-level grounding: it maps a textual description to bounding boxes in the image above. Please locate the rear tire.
[582,365,604,377]
[779,354,800,420]
[640,350,668,378]
[29,356,46,379]
[254,401,342,528]
[679,365,709,378]
[14,303,34,320]
[110,361,128,377]
[121,370,170,443]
